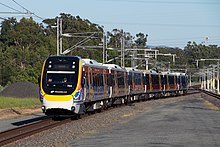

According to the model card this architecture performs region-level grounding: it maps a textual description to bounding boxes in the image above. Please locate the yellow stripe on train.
[44,94,73,101]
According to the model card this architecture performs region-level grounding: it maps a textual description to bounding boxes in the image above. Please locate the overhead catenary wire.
[0,1,41,20]
[0,2,22,13]
[149,36,220,46]
[11,0,44,20]
[0,16,7,20]
[96,0,220,5]
[12,0,30,13]
[97,21,220,28]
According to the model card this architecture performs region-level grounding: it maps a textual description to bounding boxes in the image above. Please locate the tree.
[184,41,220,68]
[0,13,219,86]
[0,18,51,86]
[135,33,148,47]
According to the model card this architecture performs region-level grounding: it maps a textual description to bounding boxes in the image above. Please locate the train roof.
[82,59,101,65]
[82,59,126,72]
[82,59,108,69]
[102,64,126,71]
[125,68,155,75]
[161,71,187,76]
[125,67,143,73]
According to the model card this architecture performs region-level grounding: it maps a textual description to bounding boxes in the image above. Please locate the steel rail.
[0,117,71,146]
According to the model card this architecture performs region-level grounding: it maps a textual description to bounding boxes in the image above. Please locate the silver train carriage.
[39,56,188,117]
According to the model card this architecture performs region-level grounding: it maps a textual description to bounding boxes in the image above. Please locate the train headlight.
[41,106,46,113]
[71,106,75,111]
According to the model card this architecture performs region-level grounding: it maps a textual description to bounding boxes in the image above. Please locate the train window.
[177,76,180,84]
[168,76,174,84]
[100,74,104,86]
[93,73,102,87]
[146,74,150,85]
[152,75,159,84]
[117,72,125,86]
[107,75,110,86]
[107,74,114,86]
[163,75,167,84]
[42,56,80,95]
[92,73,96,86]
[138,74,141,85]
[83,72,88,87]
[181,76,186,85]
[134,73,141,85]
[90,72,92,86]
[143,75,147,85]
[160,75,164,85]
[128,74,132,85]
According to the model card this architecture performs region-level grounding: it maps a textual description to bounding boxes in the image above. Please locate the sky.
[0,0,220,49]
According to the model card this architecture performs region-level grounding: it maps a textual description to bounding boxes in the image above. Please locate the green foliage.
[0,97,40,109]
[135,33,148,47]
[0,13,219,86]
[184,42,220,68]
[0,17,51,86]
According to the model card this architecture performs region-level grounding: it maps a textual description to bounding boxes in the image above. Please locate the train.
[39,56,188,118]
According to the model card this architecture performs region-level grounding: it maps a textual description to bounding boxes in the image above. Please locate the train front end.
[39,56,84,116]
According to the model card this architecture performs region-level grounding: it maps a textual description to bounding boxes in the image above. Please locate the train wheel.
[71,114,81,120]
[97,108,102,113]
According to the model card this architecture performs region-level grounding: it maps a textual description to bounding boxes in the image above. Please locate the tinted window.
[42,56,80,95]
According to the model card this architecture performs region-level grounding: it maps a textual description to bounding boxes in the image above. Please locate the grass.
[0,96,41,109]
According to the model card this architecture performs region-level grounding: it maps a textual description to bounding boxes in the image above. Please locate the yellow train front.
[39,56,84,117]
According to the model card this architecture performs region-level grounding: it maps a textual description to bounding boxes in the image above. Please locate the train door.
[113,70,118,97]
[174,75,177,90]
[149,74,152,92]
[159,74,163,91]
[88,67,93,100]
[143,73,147,93]
[166,75,170,91]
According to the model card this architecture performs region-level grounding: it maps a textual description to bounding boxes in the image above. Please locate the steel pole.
[56,18,59,56]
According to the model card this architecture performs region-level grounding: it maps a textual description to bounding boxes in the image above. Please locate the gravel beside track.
[201,92,220,108]
[5,92,204,147]
[0,82,39,98]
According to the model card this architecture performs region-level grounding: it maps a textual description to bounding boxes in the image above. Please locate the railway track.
[190,84,220,99]
[0,117,71,146]
[202,90,220,99]
[0,90,202,146]
[189,85,220,109]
